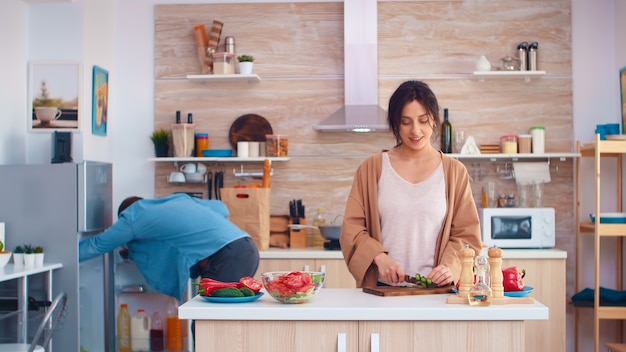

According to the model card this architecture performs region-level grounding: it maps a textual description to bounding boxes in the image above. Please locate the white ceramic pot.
[239,62,254,75]
[13,253,24,267]
[35,253,44,267]
[24,254,35,268]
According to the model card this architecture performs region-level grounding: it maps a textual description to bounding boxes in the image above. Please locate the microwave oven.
[480,207,555,249]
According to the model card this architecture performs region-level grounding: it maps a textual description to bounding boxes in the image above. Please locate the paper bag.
[221,187,271,251]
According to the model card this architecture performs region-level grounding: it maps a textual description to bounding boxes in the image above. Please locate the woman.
[340,80,482,288]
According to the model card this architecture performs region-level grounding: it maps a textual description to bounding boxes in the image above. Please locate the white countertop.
[259,248,567,260]
[0,263,63,282]
[179,288,548,321]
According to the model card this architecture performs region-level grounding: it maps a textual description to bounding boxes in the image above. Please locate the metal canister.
[528,42,538,71]
[517,42,528,71]
[225,36,235,54]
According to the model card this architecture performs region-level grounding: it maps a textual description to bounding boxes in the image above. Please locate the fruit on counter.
[502,266,526,292]
[239,276,263,293]
[0,240,3,252]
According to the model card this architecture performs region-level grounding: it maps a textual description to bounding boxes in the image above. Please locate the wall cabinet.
[255,258,356,289]
[575,136,626,352]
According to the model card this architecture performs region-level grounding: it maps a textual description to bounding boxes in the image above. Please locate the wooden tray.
[446,294,535,305]
[228,114,273,152]
[363,285,454,296]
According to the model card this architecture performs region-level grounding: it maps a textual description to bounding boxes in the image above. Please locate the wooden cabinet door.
[502,258,565,352]
[195,320,359,352]
[315,259,356,288]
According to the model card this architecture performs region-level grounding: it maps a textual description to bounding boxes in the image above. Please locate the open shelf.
[149,156,288,163]
[186,74,261,83]
[473,70,546,82]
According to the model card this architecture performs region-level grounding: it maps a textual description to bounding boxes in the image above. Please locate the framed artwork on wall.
[619,66,626,134]
[91,65,109,136]
[28,62,80,131]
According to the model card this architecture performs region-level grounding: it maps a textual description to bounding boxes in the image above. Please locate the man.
[79,193,259,301]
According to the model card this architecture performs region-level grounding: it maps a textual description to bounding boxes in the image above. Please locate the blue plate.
[504,286,534,297]
[199,292,263,303]
[201,149,234,157]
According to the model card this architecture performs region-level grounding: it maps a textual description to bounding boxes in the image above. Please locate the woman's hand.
[374,253,405,284]
[428,265,453,286]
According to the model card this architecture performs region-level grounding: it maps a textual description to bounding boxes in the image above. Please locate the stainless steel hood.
[313,0,388,132]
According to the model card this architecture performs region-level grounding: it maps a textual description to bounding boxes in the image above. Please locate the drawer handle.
[337,333,346,352]
[371,333,379,352]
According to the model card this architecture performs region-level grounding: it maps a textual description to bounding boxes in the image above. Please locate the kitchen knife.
[214,171,223,200]
[206,171,213,199]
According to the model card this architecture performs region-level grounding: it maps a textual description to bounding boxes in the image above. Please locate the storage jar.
[518,134,532,154]
[500,134,518,154]
[266,134,288,157]
[530,126,545,154]
[212,52,235,75]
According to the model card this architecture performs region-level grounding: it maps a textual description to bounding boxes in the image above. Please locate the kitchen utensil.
[201,149,233,157]
[168,171,186,183]
[214,171,223,200]
[185,172,205,183]
[500,56,519,71]
[362,284,454,297]
[228,114,273,152]
[207,171,213,199]
[180,163,197,174]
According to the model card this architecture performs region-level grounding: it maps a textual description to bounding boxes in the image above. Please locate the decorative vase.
[154,144,169,157]
[239,62,254,75]
[475,55,492,72]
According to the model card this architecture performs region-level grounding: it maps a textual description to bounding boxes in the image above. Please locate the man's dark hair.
[118,196,143,216]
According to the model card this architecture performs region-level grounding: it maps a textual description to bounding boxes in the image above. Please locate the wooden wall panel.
[153,0,575,301]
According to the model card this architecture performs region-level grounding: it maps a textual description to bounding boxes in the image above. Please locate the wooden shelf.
[186,74,261,83]
[473,70,546,82]
[149,156,288,163]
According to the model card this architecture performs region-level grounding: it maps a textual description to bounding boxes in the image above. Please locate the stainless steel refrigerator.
[0,161,114,352]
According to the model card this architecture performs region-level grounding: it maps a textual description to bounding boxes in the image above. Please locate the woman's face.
[398,100,435,151]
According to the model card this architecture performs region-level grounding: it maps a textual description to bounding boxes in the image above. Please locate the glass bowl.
[261,271,325,304]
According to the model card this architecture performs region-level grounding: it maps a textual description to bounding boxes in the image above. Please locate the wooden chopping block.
[363,285,454,296]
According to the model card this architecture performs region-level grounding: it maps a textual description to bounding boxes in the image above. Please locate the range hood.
[313,0,388,132]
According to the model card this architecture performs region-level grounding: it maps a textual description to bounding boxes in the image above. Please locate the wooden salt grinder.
[458,244,475,298]
[488,246,504,298]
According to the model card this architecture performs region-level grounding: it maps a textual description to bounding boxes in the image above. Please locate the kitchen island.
[180,288,548,351]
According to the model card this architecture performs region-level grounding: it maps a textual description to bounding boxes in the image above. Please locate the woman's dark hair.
[387,80,441,147]
[118,196,143,216]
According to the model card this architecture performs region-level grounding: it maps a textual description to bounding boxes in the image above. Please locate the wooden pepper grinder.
[488,246,504,298]
[458,244,475,298]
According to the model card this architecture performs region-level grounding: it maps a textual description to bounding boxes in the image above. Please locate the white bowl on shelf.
[0,251,12,269]
[184,172,205,183]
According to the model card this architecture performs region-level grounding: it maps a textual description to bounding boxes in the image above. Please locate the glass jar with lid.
[500,134,518,154]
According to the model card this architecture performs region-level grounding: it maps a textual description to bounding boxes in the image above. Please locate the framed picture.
[619,66,626,134]
[91,66,109,136]
[28,62,80,131]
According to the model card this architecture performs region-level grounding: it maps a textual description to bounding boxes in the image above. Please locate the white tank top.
[378,152,446,285]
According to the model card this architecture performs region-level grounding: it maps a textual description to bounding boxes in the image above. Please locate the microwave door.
[491,216,532,239]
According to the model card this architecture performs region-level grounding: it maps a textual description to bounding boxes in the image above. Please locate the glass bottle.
[440,108,452,153]
[166,297,183,351]
[150,311,164,351]
[468,254,493,306]
[117,303,131,352]
[311,207,327,248]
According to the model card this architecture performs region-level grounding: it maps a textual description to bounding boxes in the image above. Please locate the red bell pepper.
[502,266,525,292]
[196,278,241,296]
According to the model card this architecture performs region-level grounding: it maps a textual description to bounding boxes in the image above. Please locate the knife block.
[289,217,307,248]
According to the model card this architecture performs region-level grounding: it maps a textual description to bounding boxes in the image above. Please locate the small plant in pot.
[150,128,170,157]
[34,246,45,267]
[22,244,36,267]
[237,54,255,75]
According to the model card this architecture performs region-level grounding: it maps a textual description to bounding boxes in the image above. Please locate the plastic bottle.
[131,308,151,351]
[440,108,452,153]
[117,303,131,352]
[150,311,164,351]
[166,297,183,351]
[311,208,327,248]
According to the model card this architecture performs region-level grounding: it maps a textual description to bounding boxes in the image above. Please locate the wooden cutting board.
[363,285,454,297]
[228,114,273,152]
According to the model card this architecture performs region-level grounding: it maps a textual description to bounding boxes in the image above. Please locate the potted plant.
[150,128,170,157]
[237,54,255,75]
[22,244,35,268]
[34,246,44,267]
[13,245,24,266]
